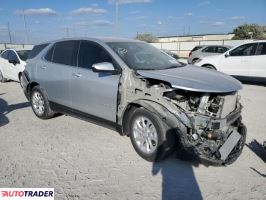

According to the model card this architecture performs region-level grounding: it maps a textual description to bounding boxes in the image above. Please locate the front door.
[219,43,258,77]
[71,40,121,122]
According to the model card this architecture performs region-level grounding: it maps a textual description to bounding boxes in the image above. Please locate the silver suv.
[21,38,246,165]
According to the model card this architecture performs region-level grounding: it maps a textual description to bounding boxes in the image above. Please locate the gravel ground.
[0,81,265,200]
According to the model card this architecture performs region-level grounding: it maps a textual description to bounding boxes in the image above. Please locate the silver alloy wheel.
[132,116,158,154]
[32,91,45,115]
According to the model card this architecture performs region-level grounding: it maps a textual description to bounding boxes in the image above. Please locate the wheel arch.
[201,64,217,70]
[120,99,187,136]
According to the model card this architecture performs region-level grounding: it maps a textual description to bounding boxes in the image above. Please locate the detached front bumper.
[181,106,246,165]
[20,71,30,100]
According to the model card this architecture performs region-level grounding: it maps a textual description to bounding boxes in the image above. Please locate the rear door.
[37,40,79,107]
[219,43,257,76]
[71,40,121,122]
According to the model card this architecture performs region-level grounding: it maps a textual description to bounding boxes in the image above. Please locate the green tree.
[135,33,158,43]
[232,24,264,39]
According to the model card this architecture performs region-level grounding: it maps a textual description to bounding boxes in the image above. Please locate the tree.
[135,33,158,43]
[232,24,264,39]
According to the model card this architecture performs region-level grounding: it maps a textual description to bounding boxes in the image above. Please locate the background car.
[161,49,179,60]
[188,45,231,64]
[195,40,266,82]
[0,49,31,83]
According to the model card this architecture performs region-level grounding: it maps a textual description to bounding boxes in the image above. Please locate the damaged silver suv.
[21,38,246,165]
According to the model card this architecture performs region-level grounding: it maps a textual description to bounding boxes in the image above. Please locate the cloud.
[72,7,107,15]
[130,10,140,14]
[167,16,174,20]
[0,25,7,31]
[184,12,193,16]
[76,20,113,27]
[199,1,210,6]
[15,8,56,16]
[157,20,162,25]
[231,16,245,20]
[108,0,152,4]
[213,21,225,26]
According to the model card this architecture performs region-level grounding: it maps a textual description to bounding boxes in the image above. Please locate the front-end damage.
[117,68,246,165]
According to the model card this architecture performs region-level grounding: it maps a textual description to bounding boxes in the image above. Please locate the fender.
[121,99,188,136]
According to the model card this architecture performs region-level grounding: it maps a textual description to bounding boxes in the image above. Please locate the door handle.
[72,73,82,78]
[40,66,47,69]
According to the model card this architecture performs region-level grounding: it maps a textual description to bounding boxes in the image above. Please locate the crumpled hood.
[136,65,242,93]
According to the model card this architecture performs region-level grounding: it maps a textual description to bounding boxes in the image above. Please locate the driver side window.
[1,50,10,60]
[230,43,257,56]
[78,41,113,69]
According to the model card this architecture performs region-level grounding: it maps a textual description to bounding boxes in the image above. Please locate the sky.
[0,0,265,44]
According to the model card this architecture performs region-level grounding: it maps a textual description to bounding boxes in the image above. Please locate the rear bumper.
[20,71,30,100]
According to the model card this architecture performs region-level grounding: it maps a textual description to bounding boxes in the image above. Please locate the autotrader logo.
[0,188,54,200]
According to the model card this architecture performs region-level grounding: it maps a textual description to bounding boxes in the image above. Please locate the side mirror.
[92,62,116,73]
[9,59,20,65]
[225,52,230,58]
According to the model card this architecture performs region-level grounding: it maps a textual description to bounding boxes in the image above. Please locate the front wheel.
[128,107,177,162]
[30,86,54,119]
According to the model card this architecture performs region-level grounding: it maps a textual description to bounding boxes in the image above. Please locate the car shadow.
[152,156,203,200]
[152,129,203,200]
[0,94,30,127]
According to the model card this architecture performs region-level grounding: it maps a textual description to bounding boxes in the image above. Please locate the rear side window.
[216,47,228,53]
[52,41,79,66]
[1,50,9,59]
[256,43,266,55]
[28,43,49,59]
[45,45,55,61]
[191,46,203,52]
[202,46,216,53]
[78,41,113,69]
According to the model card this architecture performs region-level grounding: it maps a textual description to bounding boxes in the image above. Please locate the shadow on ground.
[0,93,30,127]
[246,140,266,178]
[152,156,202,200]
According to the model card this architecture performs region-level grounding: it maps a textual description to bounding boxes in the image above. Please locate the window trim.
[77,40,121,72]
[229,43,258,57]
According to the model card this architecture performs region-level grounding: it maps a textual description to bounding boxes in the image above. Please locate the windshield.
[16,50,30,61]
[107,42,183,70]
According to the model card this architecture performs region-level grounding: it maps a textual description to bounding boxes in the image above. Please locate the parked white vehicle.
[0,49,30,83]
[195,40,266,81]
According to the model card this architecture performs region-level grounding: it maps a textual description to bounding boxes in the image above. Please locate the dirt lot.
[0,81,265,200]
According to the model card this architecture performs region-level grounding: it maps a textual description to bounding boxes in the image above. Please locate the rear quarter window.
[28,43,49,59]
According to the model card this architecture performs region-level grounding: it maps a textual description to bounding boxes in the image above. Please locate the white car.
[0,49,30,83]
[195,40,266,81]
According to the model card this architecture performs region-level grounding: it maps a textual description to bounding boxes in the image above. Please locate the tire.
[192,58,199,64]
[0,69,7,83]
[128,107,177,162]
[30,86,54,119]
[202,64,216,70]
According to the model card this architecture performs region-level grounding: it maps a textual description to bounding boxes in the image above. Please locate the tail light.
[189,51,192,57]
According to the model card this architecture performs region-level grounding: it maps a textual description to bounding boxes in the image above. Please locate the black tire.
[128,107,177,162]
[192,58,199,64]
[202,64,216,70]
[0,69,7,83]
[30,86,54,119]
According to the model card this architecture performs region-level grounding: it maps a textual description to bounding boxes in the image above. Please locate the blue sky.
[0,0,265,44]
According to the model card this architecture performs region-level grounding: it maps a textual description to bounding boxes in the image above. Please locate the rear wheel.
[30,86,54,119]
[128,107,177,162]
[0,69,7,83]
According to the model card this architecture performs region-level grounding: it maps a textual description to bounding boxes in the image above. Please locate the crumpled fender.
[121,99,188,135]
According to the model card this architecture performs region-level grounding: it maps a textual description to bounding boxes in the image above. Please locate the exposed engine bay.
[118,69,246,165]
